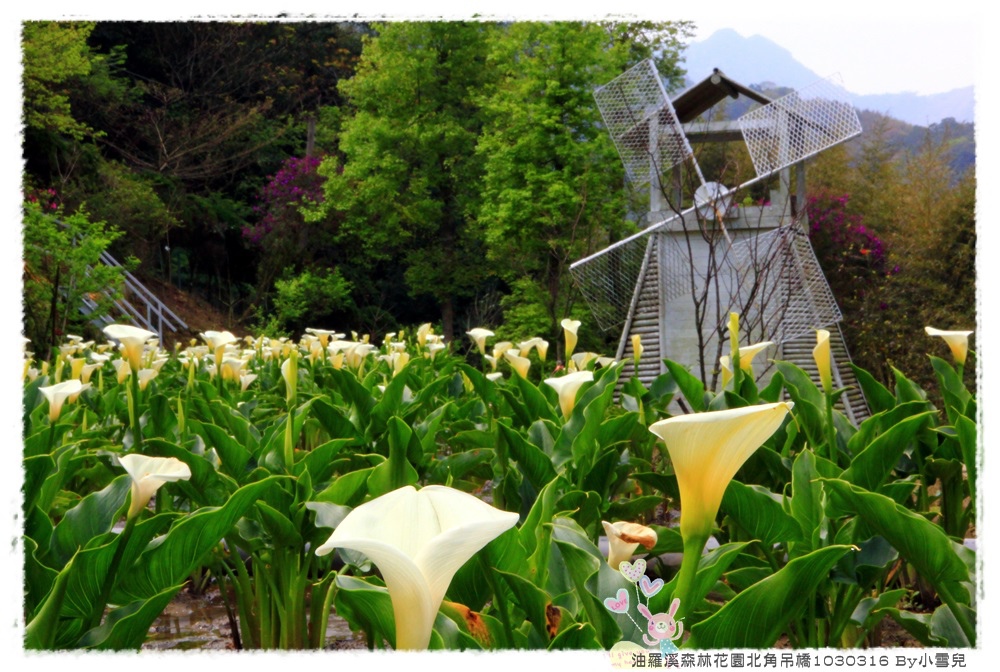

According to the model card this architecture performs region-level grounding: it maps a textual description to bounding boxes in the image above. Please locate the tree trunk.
[441,296,455,344]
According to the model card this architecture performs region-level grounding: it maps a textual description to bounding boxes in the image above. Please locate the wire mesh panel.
[729,223,842,344]
[571,233,654,332]
[593,59,693,186]
[739,74,861,178]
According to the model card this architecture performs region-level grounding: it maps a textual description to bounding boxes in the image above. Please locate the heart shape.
[603,588,630,614]
[640,575,664,598]
[619,558,646,582]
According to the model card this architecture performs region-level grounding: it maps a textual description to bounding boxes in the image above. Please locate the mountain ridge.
[681,29,973,126]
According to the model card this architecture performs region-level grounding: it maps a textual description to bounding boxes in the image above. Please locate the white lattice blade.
[738,74,862,178]
[593,59,695,186]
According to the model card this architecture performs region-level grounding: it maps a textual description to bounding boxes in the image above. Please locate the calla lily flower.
[112,359,131,384]
[504,350,531,378]
[649,402,793,540]
[561,318,582,358]
[137,368,158,392]
[543,370,594,419]
[201,330,238,368]
[305,328,343,348]
[315,485,518,650]
[417,323,434,347]
[103,324,156,371]
[602,520,658,571]
[813,329,832,394]
[719,355,733,390]
[571,351,599,371]
[466,328,494,355]
[738,341,774,373]
[39,379,87,422]
[631,334,644,368]
[118,454,192,519]
[518,337,548,361]
[486,372,504,382]
[240,373,258,391]
[492,341,513,361]
[925,327,974,366]
[426,343,446,360]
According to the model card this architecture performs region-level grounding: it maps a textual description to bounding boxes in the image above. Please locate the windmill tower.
[571,61,870,424]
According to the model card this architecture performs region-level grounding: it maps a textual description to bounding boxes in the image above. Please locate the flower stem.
[674,532,708,627]
[88,515,137,631]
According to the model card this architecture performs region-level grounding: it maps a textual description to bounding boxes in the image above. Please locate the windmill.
[571,60,869,423]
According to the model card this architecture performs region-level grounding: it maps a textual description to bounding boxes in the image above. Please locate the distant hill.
[681,29,974,126]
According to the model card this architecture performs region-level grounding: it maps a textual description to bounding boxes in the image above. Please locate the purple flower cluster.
[24,187,60,211]
[806,192,898,310]
[807,193,893,273]
[243,155,326,244]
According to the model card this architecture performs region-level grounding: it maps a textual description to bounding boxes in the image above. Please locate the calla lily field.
[20,317,978,652]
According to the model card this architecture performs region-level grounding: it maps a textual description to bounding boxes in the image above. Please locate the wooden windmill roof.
[671,69,772,123]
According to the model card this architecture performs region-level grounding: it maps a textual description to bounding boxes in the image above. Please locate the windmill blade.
[739,74,862,178]
[727,222,843,345]
[593,59,699,187]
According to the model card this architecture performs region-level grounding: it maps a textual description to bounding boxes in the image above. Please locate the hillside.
[682,29,974,126]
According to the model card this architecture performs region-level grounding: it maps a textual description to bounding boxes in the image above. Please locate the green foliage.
[261,267,354,336]
[22,21,97,139]
[22,200,128,358]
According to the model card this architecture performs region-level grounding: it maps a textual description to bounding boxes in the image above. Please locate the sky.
[689,19,976,97]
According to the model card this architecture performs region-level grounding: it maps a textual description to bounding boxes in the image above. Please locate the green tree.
[475,22,689,351]
[22,199,129,359]
[313,22,497,341]
[21,21,97,140]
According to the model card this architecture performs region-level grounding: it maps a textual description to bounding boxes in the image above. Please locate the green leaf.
[956,415,977,505]
[80,584,183,650]
[197,421,252,479]
[687,545,854,648]
[665,360,707,412]
[722,480,803,546]
[48,474,130,568]
[496,568,555,643]
[822,480,971,597]
[891,367,928,404]
[366,417,419,497]
[296,438,354,483]
[114,477,278,602]
[789,449,826,551]
[24,553,75,650]
[548,621,601,649]
[498,422,556,492]
[850,363,896,415]
[841,412,934,491]
[256,501,303,548]
[314,466,375,506]
[512,372,558,423]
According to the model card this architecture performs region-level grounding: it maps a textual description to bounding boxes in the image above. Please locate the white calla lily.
[315,485,518,650]
[649,402,793,540]
[925,326,974,367]
[103,324,156,371]
[118,454,192,519]
[602,520,658,571]
[466,328,494,355]
[738,341,774,373]
[39,379,87,422]
[561,318,581,358]
[543,370,594,419]
[813,329,832,394]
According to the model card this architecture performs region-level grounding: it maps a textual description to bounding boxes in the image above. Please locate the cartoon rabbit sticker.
[637,598,683,654]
